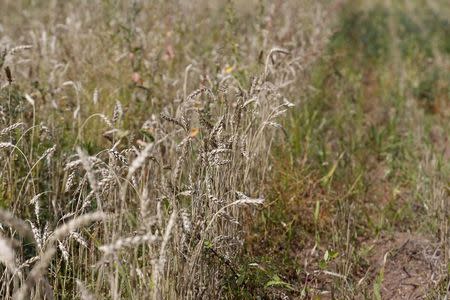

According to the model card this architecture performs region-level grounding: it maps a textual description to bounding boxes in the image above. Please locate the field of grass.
[237,1,450,298]
[0,0,448,299]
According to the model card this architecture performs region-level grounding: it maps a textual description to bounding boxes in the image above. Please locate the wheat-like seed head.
[0,209,36,244]
[76,147,99,193]
[0,142,14,150]
[76,280,96,300]
[99,233,159,254]
[112,100,123,124]
[0,235,17,273]
[0,123,24,136]
[8,45,33,56]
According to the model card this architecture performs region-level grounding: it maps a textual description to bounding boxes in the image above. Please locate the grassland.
[0,0,448,299]
[236,1,450,298]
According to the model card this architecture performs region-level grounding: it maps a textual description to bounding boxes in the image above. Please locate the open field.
[0,0,448,299]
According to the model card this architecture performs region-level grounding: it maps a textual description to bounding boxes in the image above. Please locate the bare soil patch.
[367,233,445,299]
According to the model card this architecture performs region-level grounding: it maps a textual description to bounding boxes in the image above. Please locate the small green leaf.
[204,240,213,250]
[264,275,293,290]
[319,259,327,269]
[324,250,329,261]
[329,250,339,260]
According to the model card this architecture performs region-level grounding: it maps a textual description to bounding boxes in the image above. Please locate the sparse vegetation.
[0,0,448,299]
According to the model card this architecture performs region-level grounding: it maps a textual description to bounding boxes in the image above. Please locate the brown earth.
[366,233,445,299]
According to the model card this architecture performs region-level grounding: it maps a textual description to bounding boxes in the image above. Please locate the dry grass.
[1,0,448,299]
[0,1,331,299]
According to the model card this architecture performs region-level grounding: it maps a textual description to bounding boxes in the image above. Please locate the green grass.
[230,1,450,298]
